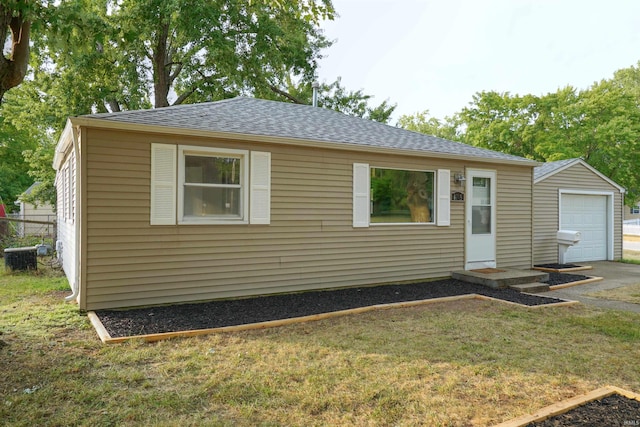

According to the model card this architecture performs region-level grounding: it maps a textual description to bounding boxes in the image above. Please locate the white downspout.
[65,126,81,303]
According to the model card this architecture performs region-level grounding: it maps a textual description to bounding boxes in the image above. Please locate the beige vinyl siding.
[496,166,534,269]
[533,163,623,264]
[82,127,533,310]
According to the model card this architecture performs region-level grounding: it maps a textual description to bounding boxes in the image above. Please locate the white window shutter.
[150,143,177,225]
[250,151,271,224]
[353,163,370,228]
[437,169,451,226]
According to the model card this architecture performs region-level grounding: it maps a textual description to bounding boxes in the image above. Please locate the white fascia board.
[53,119,74,170]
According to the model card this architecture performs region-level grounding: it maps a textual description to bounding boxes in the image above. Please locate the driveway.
[539,261,640,313]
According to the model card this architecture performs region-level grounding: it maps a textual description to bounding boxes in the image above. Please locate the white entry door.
[465,169,497,269]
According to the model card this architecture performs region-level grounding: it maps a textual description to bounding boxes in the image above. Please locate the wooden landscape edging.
[493,385,640,427]
[87,293,577,344]
[532,265,593,273]
[548,276,603,290]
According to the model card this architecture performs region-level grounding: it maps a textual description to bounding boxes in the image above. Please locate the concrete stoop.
[451,268,550,292]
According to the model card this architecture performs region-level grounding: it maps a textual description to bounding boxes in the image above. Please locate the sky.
[318,0,640,122]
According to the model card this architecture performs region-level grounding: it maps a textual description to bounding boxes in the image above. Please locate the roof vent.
[312,81,320,107]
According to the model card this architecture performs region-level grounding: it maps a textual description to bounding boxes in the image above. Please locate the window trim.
[369,166,437,226]
[177,145,249,225]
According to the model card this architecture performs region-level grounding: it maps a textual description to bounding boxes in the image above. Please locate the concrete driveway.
[539,261,640,313]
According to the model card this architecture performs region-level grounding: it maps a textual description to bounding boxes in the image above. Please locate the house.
[533,158,625,265]
[623,203,640,221]
[53,97,538,311]
[15,182,55,237]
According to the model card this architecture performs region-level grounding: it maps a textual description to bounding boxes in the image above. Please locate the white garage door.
[560,194,608,262]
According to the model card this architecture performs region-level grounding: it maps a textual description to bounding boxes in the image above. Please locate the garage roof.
[534,158,625,192]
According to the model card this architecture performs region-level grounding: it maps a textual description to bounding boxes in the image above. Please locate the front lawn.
[1,266,639,426]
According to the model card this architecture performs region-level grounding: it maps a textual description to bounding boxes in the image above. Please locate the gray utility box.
[4,246,38,271]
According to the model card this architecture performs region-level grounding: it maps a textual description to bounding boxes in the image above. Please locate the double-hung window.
[178,146,248,224]
[151,143,270,226]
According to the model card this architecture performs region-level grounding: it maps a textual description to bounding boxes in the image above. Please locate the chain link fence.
[1,214,57,255]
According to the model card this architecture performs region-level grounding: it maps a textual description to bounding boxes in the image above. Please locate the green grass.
[621,248,640,264]
[1,266,640,426]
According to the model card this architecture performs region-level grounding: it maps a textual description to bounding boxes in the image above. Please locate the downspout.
[65,126,81,302]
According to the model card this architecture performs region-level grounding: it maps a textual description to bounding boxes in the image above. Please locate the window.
[370,168,435,224]
[151,144,270,226]
[471,177,491,234]
[631,206,640,214]
[353,163,450,228]
[178,146,248,224]
[179,149,246,222]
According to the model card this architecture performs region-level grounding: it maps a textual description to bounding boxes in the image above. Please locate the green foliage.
[30,0,336,111]
[267,75,396,123]
[22,140,57,208]
[0,117,37,210]
[400,62,640,203]
[397,110,461,140]
[370,168,433,223]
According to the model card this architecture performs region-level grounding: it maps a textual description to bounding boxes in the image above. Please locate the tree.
[275,76,396,123]
[397,110,461,140]
[0,1,35,103]
[0,117,38,210]
[33,0,335,113]
[455,91,544,160]
[2,0,338,208]
[402,79,640,204]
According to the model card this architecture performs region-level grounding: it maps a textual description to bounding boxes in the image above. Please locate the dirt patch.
[525,393,640,426]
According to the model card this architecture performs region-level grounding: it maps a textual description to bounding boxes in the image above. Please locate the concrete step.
[508,282,550,293]
[451,268,549,289]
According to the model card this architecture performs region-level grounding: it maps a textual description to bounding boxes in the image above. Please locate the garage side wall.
[83,127,534,310]
[533,163,622,264]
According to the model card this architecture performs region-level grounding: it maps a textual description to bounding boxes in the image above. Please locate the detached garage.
[533,158,625,264]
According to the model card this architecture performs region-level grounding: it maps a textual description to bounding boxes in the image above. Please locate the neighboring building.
[623,203,640,221]
[54,97,538,311]
[533,158,625,265]
[15,182,55,237]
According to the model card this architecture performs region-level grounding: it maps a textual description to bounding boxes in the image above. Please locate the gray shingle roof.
[533,158,579,181]
[83,97,535,165]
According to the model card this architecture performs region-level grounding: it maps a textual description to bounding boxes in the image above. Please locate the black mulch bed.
[543,272,592,286]
[95,278,570,338]
[525,394,640,426]
[535,263,583,270]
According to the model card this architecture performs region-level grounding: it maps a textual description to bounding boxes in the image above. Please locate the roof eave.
[68,116,539,167]
[534,158,626,193]
[53,119,74,170]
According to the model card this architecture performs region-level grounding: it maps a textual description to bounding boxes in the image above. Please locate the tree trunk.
[0,9,31,104]
[406,172,431,222]
[152,22,171,108]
